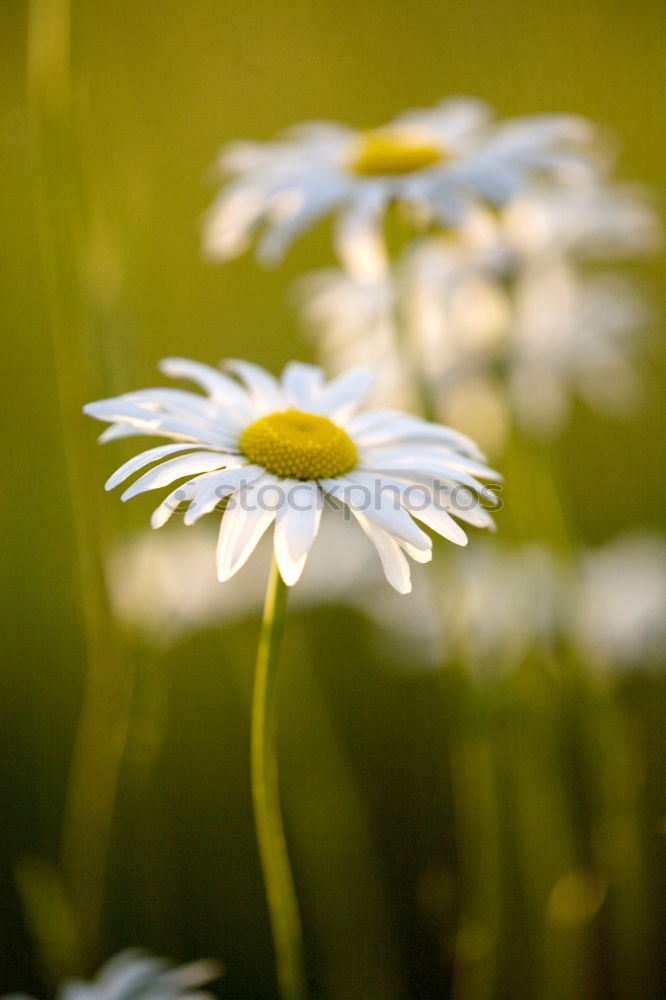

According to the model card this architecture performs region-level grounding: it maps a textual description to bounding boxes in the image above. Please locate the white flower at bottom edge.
[3,948,220,1000]
[85,359,500,595]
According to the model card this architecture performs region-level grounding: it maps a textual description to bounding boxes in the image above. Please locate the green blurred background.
[1,0,665,997]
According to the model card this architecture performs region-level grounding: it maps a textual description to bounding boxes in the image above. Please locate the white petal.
[183,464,264,525]
[373,469,497,530]
[257,182,344,264]
[108,387,225,423]
[280,362,324,410]
[203,183,271,259]
[105,443,219,491]
[225,360,286,414]
[352,511,412,594]
[343,467,468,546]
[84,400,219,444]
[407,501,468,546]
[362,459,498,503]
[359,444,500,480]
[321,476,431,552]
[98,423,148,443]
[150,474,215,528]
[216,480,278,582]
[334,192,389,281]
[159,357,258,421]
[273,481,323,585]
[399,540,432,564]
[346,409,487,459]
[313,367,375,421]
[120,452,236,502]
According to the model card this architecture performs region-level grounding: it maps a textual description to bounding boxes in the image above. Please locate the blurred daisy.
[107,517,445,668]
[4,949,219,1000]
[85,359,499,594]
[297,182,658,449]
[437,540,571,674]
[204,97,595,277]
[575,533,666,671]
[501,183,661,264]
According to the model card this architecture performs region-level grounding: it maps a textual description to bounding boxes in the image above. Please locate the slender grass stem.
[27,0,132,970]
[252,557,306,1000]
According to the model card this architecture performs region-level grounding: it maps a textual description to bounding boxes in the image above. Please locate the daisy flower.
[84,358,499,595]
[3,949,219,1000]
[576,532,666,671]
[203,97,595,277]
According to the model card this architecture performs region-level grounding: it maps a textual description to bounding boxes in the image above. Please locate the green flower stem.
[252,557,306,1000]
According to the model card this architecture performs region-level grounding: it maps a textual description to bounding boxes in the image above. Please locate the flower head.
[204,97,595,278]
[4,949,219,1000]
[85,359,499,594]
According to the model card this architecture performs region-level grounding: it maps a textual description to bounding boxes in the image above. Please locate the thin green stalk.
[26,0,133,971]
[252,557,306,1000]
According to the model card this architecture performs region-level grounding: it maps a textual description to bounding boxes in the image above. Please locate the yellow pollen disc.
[349,129,446,177]
[240,409,358,480]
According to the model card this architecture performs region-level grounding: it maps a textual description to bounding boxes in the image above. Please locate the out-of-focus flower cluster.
[108,524,666,677]
[296,184,660,453]
[205,95,660,457]
[437,532,666,675]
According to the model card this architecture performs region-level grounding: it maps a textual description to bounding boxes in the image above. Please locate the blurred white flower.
[437,540,571,673]
[297,183,659,451]
[107,515,445,668]
[107,524,666,676]
[502,183,661,263]
[4,949,219,1000]
[204,98,595,278]
[575,533,666,671]
[85,358,498,595]
[437,532,666,676]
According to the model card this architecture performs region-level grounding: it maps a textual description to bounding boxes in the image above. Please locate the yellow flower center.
[349,129,446,177]
[240,409,358,480]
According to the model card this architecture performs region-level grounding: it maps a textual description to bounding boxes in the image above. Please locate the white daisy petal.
[313,367,375,421]
[281,362,325,410]
[359,444,500,481]
[379,470,497,530]
[120,452,236,502]
[346,409,487,460]
[105,443,221,491]
[406,500,468,547]
[273,480,323,585]
[84,400,224,445]
[159,357,257,421]
[342,468,468,546]
[183,465,264,526]
[257,182,345,264]
[58,949,219,1000]
[321,475,431,552]
[399,540,433,564]
[225,359,286,413]
[150,474,215,529]
[216,479,278,582]
[98,422,154,444]
[334,189,389,281]
[363,459,498,504]
[351,510,412,595]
